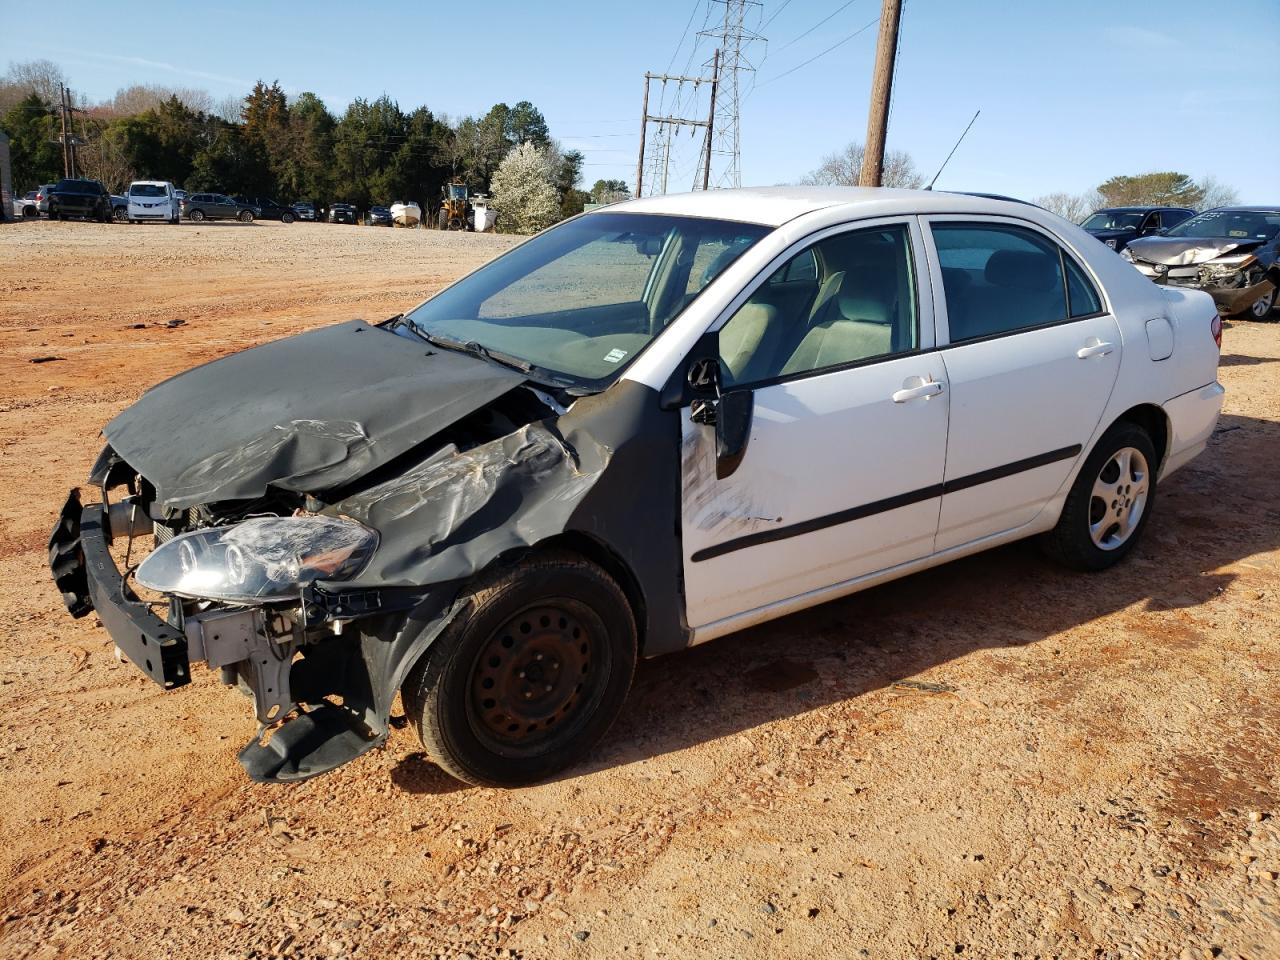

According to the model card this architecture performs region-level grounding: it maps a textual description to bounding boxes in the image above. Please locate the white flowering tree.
[490,142,560,234]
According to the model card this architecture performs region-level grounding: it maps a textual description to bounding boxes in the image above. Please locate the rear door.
[681,218,949,634]
[921,217,1122,551]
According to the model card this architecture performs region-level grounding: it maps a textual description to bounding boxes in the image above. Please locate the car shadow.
[392,412,1275,791]
[1218,351,1278,367]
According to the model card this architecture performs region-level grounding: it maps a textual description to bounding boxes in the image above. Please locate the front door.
[680,219,949,634]
[922,217,1123,551]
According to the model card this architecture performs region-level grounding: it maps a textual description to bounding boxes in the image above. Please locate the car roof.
[1095,205,1191,212]
[606,185,1047,227]
[1202,205,1280,213]
[130,180,170,185]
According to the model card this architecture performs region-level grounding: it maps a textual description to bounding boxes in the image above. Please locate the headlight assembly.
[136,515,378,603]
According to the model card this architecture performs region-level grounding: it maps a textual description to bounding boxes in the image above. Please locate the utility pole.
[635,74,650,198]
[59,84,70,178]
[700,49,720,191]
[859,0,903,187]
[634,68,715,198]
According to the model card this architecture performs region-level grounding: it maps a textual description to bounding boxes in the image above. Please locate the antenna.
[925,109,980,191]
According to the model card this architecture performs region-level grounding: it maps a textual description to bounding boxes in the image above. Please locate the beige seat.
[780,273,894,375]
[720,302,785,385]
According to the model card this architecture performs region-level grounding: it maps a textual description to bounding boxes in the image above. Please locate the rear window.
[130,184,167,198]
[55,179,98,192]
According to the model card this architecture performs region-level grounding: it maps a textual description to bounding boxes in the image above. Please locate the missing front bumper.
[49,489,191,688]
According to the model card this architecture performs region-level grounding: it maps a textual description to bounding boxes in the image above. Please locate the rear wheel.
[438,209,449,230]
[113,206,127,223]
[281,211,295,224]
[1040,421,1157,571]
[238,210,254,223]
[188,209,205,222]
[402,552,637,786]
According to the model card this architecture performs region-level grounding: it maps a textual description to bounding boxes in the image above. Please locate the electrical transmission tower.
[699,0,761,189]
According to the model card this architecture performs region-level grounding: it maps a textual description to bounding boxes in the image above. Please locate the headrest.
[834,292,892,325]
[985,249,1057,292]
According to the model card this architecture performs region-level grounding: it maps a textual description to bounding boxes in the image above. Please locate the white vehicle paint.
[610,187,1223,641]
[126,180,179,223]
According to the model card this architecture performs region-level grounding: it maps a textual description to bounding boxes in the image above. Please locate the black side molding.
[691,444,1082,562]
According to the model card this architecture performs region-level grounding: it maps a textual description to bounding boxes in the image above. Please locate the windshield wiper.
[414,327,533,374]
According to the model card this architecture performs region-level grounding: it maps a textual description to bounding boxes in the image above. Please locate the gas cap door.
[1145,317,1174,361]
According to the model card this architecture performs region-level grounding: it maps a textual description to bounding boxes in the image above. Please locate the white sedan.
[53,187,1224,786]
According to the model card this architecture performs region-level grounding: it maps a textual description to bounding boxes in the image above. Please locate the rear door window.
[932,223,1069,342]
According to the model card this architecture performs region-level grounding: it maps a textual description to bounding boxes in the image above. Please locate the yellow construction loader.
[437,179,472,231]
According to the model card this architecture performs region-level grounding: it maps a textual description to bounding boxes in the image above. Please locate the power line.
[775,0,860,52]
[667,1,704,73]
[757,16,878,87]
[761,0,794,29]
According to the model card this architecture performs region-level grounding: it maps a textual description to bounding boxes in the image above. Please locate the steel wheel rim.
[1088,446,1150,551]
[467,600,609,757]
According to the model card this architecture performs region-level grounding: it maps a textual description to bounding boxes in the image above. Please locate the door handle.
[1076,338,1114,359]
[892,379,944,403]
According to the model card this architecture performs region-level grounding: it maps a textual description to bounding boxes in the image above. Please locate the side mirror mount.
[713,389,753,479]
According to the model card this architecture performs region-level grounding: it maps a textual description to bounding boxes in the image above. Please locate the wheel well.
[517,532,649,654]
[1113,403,1169,469]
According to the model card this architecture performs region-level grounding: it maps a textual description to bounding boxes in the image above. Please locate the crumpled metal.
[1127,236,1260,266]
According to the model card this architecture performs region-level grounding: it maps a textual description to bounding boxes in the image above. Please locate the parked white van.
[126,181,179,224]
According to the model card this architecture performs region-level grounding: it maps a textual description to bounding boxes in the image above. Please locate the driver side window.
[718,224,918,387]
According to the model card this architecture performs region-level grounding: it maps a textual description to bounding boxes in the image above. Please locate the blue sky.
[6,0,1278,202]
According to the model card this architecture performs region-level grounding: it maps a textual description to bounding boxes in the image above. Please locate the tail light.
[1210,314,1222,349]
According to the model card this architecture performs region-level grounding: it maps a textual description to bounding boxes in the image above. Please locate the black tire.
[1232,284,1277,322]
[402,552,637,787]
[189,209,204,222]
[281,211,294,224]
[1040,420,1158,572]
[438,209,448,230]
[238,210,254,223]
[112,206,127,223]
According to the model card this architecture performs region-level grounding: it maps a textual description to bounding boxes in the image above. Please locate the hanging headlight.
[136,515,378,603]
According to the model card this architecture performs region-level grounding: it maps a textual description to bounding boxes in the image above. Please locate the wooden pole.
[701,49,720,191]
[59,84,70,178]
[635,74,650,199]
[859,0,903,187]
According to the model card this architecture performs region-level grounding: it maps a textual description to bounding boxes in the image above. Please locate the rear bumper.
[1161,380,1225,479]
[48,489,191,689]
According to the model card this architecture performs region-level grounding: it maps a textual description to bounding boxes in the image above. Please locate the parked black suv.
[1080,206,1196,252]
[48,178,113,222]
[182,193,257,223]
[234,197,296,223]
[328,203,357,224]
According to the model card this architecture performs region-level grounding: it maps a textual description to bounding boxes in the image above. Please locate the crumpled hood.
[104,320,525,509]
[1126,235,1262,265]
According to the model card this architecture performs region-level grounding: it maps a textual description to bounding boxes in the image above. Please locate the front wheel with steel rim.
[1041,421,1158,571]
[402,552,637,786]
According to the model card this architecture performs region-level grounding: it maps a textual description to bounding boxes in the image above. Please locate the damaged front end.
[47,319,665,783]
[1124,236,1279,316]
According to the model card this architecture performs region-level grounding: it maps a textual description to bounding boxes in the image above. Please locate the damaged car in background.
[50,188,1225,787]
[1123,206,1280,320]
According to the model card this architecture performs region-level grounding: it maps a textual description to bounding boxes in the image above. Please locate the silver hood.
[1126,235,1260,266]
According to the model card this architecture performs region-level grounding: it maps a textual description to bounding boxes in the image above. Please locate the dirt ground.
[1,219,1277,960]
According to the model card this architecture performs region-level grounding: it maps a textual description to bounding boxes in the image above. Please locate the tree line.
[1,59,635,227]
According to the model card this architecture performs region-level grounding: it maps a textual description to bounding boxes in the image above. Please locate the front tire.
[188,209,204,222]
[113,206,127,223]
[402,552,637,787]
[281,211,294,224]
[1040,421,1158,572]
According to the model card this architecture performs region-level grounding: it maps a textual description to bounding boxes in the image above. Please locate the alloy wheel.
[1088,446,1150,550]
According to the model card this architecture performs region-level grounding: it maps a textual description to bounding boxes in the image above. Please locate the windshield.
[1082,210,1143,230]
[405,212,769,385]
[54,179,95,192]
[1164,209,1280,241]
[129,183,167,197]
[448,184,467,200]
